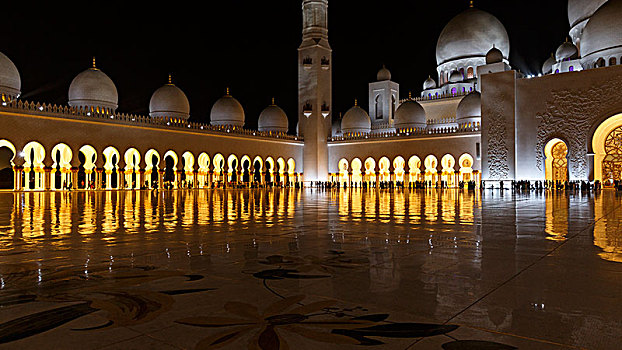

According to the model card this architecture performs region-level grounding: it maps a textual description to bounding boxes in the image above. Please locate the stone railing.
[329,124,479,142]
[0,99,302,142]
[399,90,470,104]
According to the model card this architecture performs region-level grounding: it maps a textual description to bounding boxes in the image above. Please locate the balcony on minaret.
[321,103,330,118]
[303,57,313,70]
[303,103,313,117]
[321,57,330,70]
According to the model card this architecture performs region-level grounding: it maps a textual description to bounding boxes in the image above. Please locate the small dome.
[485,46,504,64]
[542,53,556,74]
[581,0,622,60]
[0,51,21,99]
[395,100,426,130]
[149,77,190,119]
[436,7,510,66]
[456,91,481,120]
[555,40,579,61]
[210,89,245,127]
[423,76,437,90]
[377,65,392,81]
[68,61,118,111]
[258,100,288,133]
[449,70,463,83]
[341,102,371,134]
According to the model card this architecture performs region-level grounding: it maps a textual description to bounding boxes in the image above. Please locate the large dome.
[68,62,118,111]
[568,0,607,29]
[149,78,190,120]
[258,100,288,133]
[341,103,371,134]
[210,89,245,127]
[436,7,510,66]
[394,100,426,130]
[456,91,481,121]
[0,51,21,99]
[580,0,622,62]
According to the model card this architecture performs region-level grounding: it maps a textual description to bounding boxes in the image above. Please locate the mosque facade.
[0,0,621,191]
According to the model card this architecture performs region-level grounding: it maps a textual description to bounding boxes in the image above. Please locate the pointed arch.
[393,156,405,183]
[378,157,390,182]
[364,157,376,182]
[408,155,422,182]
[351,158,362,183]
[338,158,349,184]
[458,153,474,182]
[103,146,121,189]
[197,152,210,188]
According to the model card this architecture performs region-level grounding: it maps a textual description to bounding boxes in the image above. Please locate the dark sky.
[2,0,568,131]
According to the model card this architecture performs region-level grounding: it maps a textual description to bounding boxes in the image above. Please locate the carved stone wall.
[486,96,510,179]
[535,78,622,179]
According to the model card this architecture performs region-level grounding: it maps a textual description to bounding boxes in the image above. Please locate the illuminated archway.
[51,143,73,190]
[351,158,362,184]
[458,153,474,182]
[276,157,286,184]
[23,141,46,190]
[408,156,421,183]
[265,157,275,183]
[78,145,97,189]
[544,139,568,183]
[213,153,225,183]
[424,155,438,183]
[338,158,349,184]
[227,154,239,183]
[378,157,390,182]
[197,152,210,188]
[241,155,252,183]
[393,156,405,183]
[163,150,179,188]
[103,146,120,189]
[441,154,456,186]
[182,151,195,187]
[593,114,622,185]
[364,157,376,183]
[253,156,263,183]
[124,148,141,189]
[144,149,161,188]
[287,158,296,184]
[0,139,16,190]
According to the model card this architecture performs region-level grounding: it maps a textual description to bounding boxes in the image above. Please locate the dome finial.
[92,56,97,70]
[168,73,173,85]
[408,91,412,99]
[469,0,474,8]
[225,87,230,96]
[271,97,275,105]
[354,99,358,106]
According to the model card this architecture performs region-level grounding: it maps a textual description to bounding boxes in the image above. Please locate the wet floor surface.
[0,189,621,349]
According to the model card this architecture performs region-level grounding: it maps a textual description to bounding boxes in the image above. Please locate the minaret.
[298,0,331,183]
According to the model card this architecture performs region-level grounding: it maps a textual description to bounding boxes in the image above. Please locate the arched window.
[596,58,606,68]
[391,95,396,119]
[459,68,465,79]
[555,69,560,74]
[610,57,617,66]
[569,66,574,72]
[451,87,457,95]
[467,67,474,79]
[375,95,383,120]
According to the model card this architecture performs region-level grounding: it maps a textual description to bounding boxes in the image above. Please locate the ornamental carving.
[487,98,510,179]
[535,78,622,178]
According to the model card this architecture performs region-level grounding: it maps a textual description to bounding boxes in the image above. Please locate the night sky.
[3,0,568,132]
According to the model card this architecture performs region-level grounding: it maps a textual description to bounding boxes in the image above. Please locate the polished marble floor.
[0,188,621,349]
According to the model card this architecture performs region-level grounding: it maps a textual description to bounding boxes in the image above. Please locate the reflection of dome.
[341,102,371,134]
[456,91,481,120]
[485,46,504,64]
[0,51,21,99]
[149,77,190,119]
[449,70,463,83]
[556,41,579,61]
[395,100,426,130]
[423,76,437,90]
[568,0,607,29]
[210,89,245,127]
[436,7,510,66]
[581,0,622,61]
[258,100,288,132]
[542,54,556,74]
[377,65,391,81]
[68,60,118,111]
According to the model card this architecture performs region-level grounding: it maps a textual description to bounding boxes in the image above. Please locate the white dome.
[542,54,556,74]
[0,51,21,99]
[449,70,463,83]
[377,65,391,81]
[568,0,607,29]
[556,41,579,61]
[210,91,245,127]
[395,100,426,130]
[258,101,288,132]
[68,65,118,111]
[456,91,481,120]
[341,104,371,134]
[486,46,504,64]
[581,0,622,62]
[436,7,510,66]
[423,76,437,90]
[149,81,190,120]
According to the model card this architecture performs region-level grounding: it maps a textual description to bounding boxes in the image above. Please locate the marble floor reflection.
[0,189,621,349]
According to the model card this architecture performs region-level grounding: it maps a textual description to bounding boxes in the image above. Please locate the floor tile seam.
[454,324,587,349]
[439,200,622,326]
